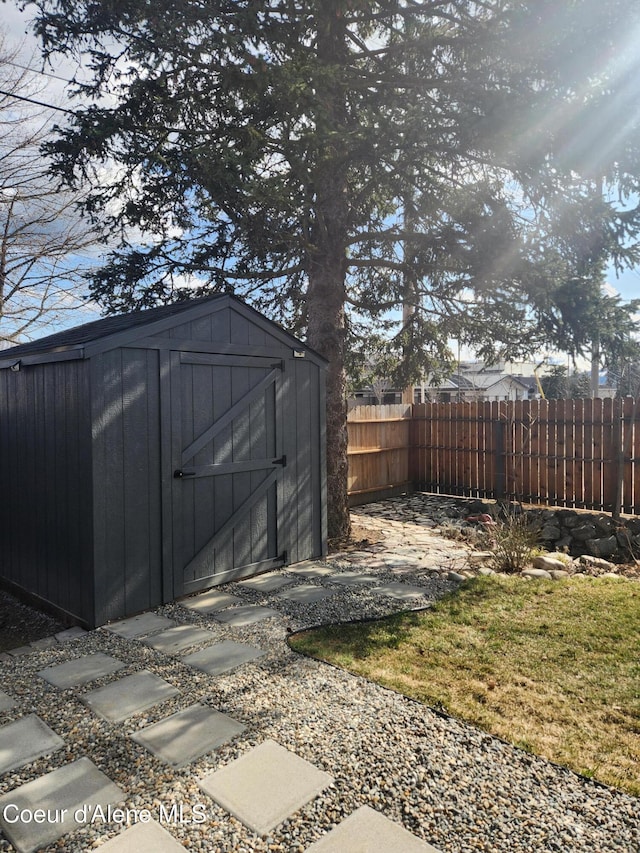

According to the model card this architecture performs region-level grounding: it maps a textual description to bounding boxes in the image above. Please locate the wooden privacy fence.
[347,405,413,504]
[348,399,640,514]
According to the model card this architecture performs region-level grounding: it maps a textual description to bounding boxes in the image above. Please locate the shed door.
[170,352,285,597]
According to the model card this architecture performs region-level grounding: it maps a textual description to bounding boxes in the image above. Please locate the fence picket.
[602,397,616,511]
[346,398,640,511]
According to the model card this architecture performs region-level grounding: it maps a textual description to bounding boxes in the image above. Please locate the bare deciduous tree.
[0,33,99,346]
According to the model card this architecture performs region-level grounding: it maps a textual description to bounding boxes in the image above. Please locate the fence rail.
[347,405,413,503]
[347,399,640,514]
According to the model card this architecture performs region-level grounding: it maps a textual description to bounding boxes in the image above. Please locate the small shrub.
[483,512,540,573]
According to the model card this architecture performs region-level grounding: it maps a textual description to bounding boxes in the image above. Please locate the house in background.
[350,361,540,407]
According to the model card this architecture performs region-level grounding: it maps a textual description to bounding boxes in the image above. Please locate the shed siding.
[0,297,326,628]
[91,348,162,625]
[285,358,325,564]
[0,361,94,622]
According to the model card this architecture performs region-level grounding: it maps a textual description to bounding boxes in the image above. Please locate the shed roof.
[0,295,327,368]
[0,296,225,359]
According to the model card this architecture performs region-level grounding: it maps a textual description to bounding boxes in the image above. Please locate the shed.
[0,296,327,627]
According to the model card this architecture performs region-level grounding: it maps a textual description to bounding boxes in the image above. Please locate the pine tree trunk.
[305,1,351,543]
[307,255,350,543]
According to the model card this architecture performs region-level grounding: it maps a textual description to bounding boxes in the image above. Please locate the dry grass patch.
[289,575,640,796]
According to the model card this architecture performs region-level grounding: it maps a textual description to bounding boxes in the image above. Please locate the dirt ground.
[0,588,66,653]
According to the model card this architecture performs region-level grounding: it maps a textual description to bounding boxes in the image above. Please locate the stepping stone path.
[276,584,335,604]
[329,572,379,586]
[0,499,461,852]
[305,805,441,852]
[104,612,175,639]
[371,581,429,600]
[38,652,125,689]
[0,714,64,775]
[0,757,123,853]
[213,604,280,626]
[82,670,180,722]
[180,590,243,613]
[288,564,336,579]
[198,739,333,837]
[142,625,218,654]
[131,704,246,767]
[96,819,186,852]
[182,640,265,676]
[238,572,293,592]
[0,689,16,712]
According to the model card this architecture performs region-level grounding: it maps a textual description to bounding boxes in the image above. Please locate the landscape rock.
[532,556,568,572]
[549,570,570,580]
[585,536,618,558]
[556,510,579,526]
[521,568,553,580]
[448,571,467,583]
[571,524,598,542]
[578,554,615,569]
[541,524,561,540]
[594,515,614,535]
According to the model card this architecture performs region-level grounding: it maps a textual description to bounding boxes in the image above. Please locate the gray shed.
[0,296,327,627]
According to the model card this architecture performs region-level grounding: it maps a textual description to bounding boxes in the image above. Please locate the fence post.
[494,418,507,500]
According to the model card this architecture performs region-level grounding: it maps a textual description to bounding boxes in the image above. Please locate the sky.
[2,1,639,348]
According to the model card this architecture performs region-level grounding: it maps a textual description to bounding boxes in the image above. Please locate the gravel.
[0,494,638,852]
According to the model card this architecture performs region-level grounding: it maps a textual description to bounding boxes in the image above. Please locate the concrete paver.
[304,805,442,853]
[142,625,218,655]
[104,613,176,639]
[82,670,180,722]
[92,819,185,852]
[238,573,294,592]
[198,739,333,837]
[0,757,123,853]
[182,640,265,676]
[132,704,245,767]
[371,581,429,600]
[0,714,64,775]
[55,626,88,642]
[213,605,280,627]
[0,689,16,712]
[0,497,511,851]
[275,585,335,604]
[288,565,336,579]
[329,572,379,586]
[181,590,243,614]
[38,653,125,689]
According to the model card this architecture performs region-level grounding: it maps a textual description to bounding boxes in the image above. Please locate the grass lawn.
[289,575,640,796]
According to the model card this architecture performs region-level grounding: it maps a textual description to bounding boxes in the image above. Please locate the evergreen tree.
[540,365,592,400]
[29,0,640,538]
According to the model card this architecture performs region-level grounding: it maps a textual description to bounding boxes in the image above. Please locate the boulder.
[532,555,569,572]
[448,571,467,582]
[593,515,614,535]
[578,554,615,569]
[540,524,561,540]
[557,510,579,527]
[572,523,598,541]
[585,536,618,558]
[522,568,552,580]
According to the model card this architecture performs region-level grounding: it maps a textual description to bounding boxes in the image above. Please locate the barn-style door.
[169,352,286,597]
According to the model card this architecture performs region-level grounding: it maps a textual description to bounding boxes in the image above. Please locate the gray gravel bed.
[0,497,638,851]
